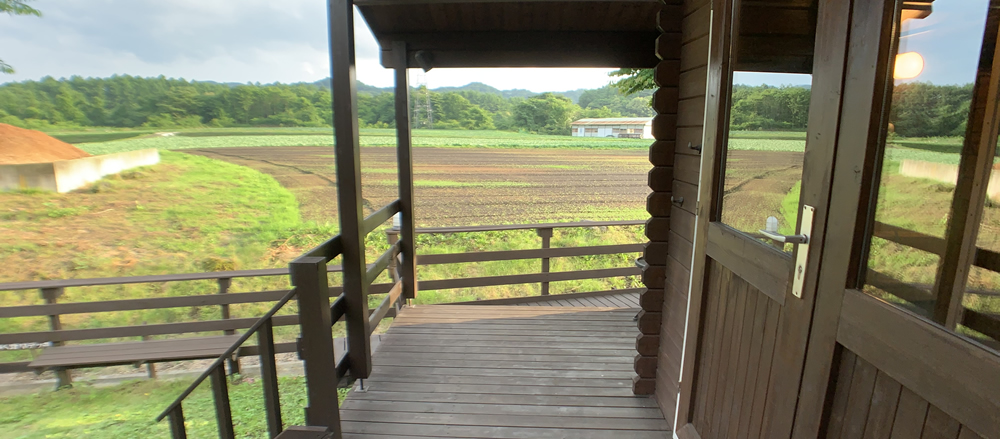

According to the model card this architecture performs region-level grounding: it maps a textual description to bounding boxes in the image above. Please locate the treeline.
[0,75,654,135]
[0,76,972,138]
[726,83,972,137]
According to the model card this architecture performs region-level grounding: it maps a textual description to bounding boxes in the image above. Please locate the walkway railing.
[155,288,297,439]
[0,219,646,437]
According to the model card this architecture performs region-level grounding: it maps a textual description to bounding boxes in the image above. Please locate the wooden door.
[673,0,843,437]
[677,0,1000,438]
[789,0,1000,438]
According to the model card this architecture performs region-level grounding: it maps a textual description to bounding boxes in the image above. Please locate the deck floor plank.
[341,304,668,438]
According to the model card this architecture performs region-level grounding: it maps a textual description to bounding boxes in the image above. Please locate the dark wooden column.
[635,1,683,397]
[394,41,418,301]
[329,0,372,379]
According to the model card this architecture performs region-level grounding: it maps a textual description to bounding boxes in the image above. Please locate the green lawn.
[0,376,348,439]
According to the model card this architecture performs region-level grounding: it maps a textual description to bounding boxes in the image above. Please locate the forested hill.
[0,75,973,138]
[311,79,588,103]
[0,75,651,134]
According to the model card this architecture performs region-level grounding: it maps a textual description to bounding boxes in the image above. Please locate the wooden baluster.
[257,318,283,438]
[141,323,157,379]
[217,277,240,376]
[41,287,72,389]
[386,230,401,283]
[537,228,554,295]
[167,404,188,439]
[209,365,235,439]
[290,256,342,431]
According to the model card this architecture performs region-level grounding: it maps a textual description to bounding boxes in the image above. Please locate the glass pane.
[863,0,994,350]
[720,72,812,252]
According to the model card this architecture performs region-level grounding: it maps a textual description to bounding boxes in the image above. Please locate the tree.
[1,0,41,74]
[608,68,655,96]
[512,93,576,135]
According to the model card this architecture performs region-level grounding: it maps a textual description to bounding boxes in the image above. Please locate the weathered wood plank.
[342,304,669,437]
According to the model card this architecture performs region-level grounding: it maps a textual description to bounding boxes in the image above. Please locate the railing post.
[290,257,342,432]
[217,277,240,376]
[394,41,418,301]
[40,287,71,388]
[537,228,553,295]
[209,366,235,439]
[142,323,157,379]
[257,318,283,438]
[167,405,188,439]
[386,229,401,283]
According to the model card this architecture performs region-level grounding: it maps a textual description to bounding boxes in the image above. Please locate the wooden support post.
[41,287,71,389]
[257,319,283,438]
[932,11,1000,328]
[209,365,235,439]
[537,227,553,295]
[329,0,372,382]
[394,40,418,301]
[217,277,240,376]
[167,405,188,439]
[290,256,342,432]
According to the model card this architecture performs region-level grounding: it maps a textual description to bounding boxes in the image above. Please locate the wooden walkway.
[339,303,670,438]
[510,291,640,308]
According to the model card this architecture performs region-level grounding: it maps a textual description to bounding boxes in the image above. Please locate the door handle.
[757,230,809,244]
[758,205,816,299]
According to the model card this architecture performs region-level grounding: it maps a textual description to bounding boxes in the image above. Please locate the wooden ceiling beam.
[378,31,661,68]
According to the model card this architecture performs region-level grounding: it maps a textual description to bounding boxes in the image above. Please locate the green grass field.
[72,128,653,154]
[0,376,349,439]
[0,127,986,438]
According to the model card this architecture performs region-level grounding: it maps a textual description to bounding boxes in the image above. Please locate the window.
[584,128,598,134]
[718,73,812,252]
[860,0,998,351]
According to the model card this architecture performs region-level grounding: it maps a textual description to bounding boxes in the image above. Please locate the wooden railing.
[155,288,297,439]
[870,221,1000,345]
[0,219,646,437]
[394,219,646,298]
[0,264,386,379]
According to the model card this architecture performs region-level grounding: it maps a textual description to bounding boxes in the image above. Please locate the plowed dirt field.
[184,146,653,226]
[184,147,809,227]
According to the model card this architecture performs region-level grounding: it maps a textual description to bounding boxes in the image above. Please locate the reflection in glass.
[863,0,997,350]
[719,73,811,252]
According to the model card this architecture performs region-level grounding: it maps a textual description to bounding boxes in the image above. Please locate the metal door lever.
[757,230,809,244]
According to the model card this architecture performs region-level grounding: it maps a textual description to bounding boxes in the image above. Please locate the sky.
[0,0,988,91]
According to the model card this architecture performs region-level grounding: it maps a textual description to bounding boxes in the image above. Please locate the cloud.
[0,0,619,91]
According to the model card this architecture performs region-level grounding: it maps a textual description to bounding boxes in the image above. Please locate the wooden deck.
[510,291,641,308]
[339,303,670,438]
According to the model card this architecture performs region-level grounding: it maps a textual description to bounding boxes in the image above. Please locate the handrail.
[302,234,343,262]
[410,219,644,234]
[363,199,401,236]
[156,287,298,422]
[0,265,344,292]
[366,241,401,285]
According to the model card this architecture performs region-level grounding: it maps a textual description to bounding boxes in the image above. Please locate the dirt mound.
[0,123,91,164]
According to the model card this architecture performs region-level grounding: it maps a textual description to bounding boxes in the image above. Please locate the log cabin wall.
[635,0,709,425]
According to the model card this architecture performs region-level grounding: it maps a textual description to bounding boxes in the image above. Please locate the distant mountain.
[311,78,595,103]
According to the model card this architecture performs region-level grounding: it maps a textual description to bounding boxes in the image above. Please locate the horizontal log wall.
[645,0,711,426]
[635,0,684,404]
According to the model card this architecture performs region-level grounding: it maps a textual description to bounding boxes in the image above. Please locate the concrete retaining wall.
[0,149,159,193]
[899,159,1000,200]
